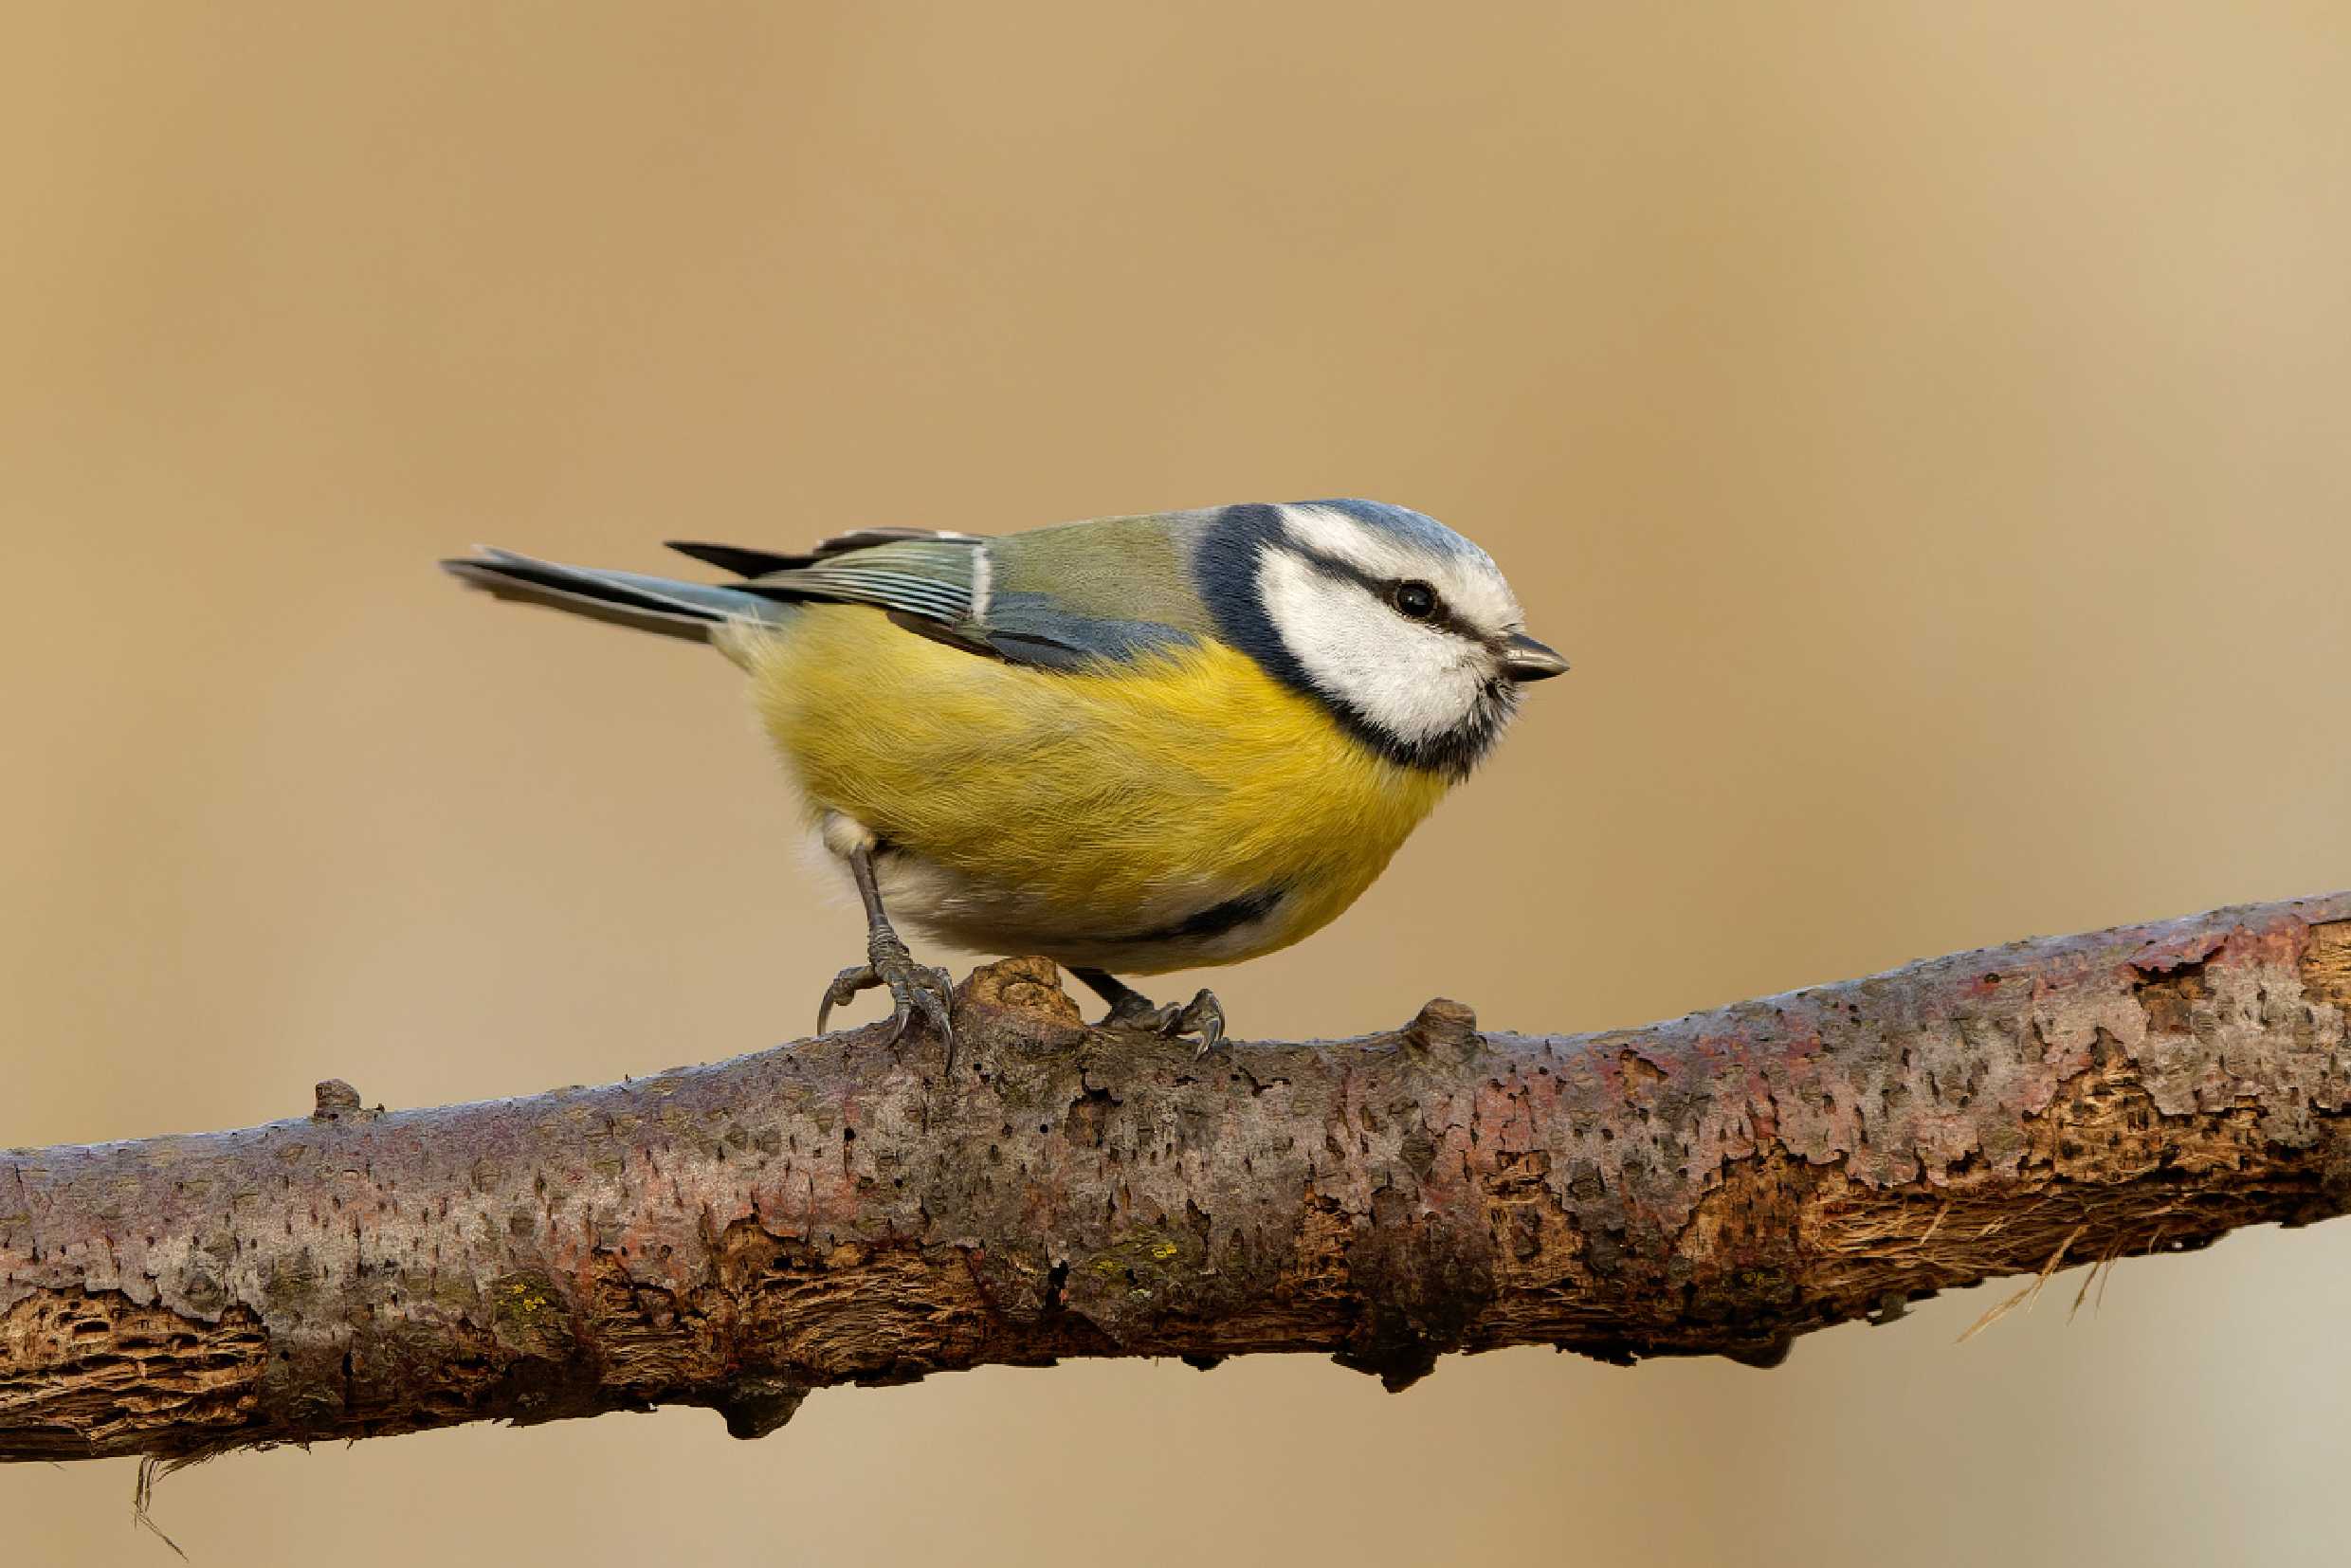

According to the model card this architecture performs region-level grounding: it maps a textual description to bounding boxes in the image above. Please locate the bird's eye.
[1391,579,1440,621]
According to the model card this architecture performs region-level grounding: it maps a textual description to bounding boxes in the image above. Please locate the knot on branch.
[1403,997,1481,1063]
[947,955,1090,1060]
[308,1080,379,1122]
[712,1377,810,1441]
[956,955,1082,1023]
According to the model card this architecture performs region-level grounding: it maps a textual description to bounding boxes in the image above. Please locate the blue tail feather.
[440,548,775,643]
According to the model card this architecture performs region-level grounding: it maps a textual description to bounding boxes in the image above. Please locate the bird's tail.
[440,548,776,644]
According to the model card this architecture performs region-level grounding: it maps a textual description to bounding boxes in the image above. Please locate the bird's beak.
[1500,631,1569,683]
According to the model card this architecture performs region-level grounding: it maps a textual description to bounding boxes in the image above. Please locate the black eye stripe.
[1285,544,1486,642]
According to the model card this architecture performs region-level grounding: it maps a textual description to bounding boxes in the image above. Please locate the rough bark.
[6,893,2351,1464]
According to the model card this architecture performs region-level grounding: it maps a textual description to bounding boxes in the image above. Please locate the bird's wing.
[733,538,985,626]
[665,526,985,579]
[972,511,1222,668]
[665,515,1218,672]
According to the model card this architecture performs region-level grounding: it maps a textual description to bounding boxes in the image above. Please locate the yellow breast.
[732,606,1451,973]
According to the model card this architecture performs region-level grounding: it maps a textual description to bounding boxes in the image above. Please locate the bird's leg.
[814,845,956,1050]
[1069,967,1226,1056]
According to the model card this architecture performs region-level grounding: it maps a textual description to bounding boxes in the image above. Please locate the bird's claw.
[1103,987,1226,1057]
[814,932,955,1048]
[1166,990,1226,1057]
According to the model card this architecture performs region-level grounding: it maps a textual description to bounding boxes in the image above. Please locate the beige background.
[6,4,2350,1564]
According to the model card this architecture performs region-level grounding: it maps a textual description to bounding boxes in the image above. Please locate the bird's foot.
[816,928,955,1047]
[1101,987,1226,1057]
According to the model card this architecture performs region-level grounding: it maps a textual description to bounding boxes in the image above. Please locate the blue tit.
[444,500,1566,1052]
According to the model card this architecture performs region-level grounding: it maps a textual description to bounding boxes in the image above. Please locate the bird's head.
[1195,500,1566,778]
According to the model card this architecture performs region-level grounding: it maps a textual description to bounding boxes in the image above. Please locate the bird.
[443,499,1566,1055]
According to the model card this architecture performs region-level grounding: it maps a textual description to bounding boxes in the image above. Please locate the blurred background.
[6,3,2349,1563]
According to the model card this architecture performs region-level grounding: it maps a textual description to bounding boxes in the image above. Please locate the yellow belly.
[733,606,1450,973]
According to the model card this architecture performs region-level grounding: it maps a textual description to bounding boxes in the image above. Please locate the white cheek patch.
[1258,549,1487,744]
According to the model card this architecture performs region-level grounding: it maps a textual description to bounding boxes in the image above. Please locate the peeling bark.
[6,894,2351,1463]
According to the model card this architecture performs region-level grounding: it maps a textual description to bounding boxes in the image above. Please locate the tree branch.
[7,894,2351,1463]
